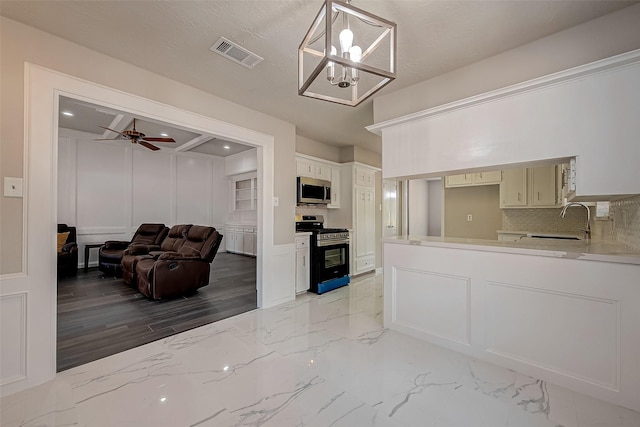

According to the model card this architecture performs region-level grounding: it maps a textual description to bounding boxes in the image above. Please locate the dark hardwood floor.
[56,252,257,372]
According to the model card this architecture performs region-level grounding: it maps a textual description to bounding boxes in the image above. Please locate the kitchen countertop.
[383,235,640,265]
[295,231,312,236]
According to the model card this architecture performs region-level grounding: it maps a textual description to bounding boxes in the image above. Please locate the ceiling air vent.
[210,37,263,69]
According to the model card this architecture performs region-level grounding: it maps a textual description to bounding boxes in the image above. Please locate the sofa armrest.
[124,244,159,256]
[61,242,78,253]
[103,240,130,250]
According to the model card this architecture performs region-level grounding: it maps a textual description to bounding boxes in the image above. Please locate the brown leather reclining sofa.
[121,224,223,300]
[98,223,168,277]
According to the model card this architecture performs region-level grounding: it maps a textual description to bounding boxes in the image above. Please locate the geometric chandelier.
[298,0,397,107]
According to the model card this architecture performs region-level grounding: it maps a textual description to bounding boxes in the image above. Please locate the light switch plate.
[4,177,23,198]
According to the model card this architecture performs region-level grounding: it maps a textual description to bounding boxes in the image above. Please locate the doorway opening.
[55,96,261,370]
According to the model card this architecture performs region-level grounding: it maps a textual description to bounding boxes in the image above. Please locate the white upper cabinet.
[355,166,376,187]
[231,173,257,211]
[328,166,341,209]
[445,171,502,188]
[500,165,561,208]
[296,155,341,209]
[296,158,332,181]
[296,159,315,178]
[530,165,558,207]
[500,168,528,208]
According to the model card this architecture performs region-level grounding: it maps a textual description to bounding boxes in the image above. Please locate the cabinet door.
[242,233,253,255]
[314,163,330,180]
[355,188,376,259]
[474,171,502,184]
[530,166,557,206]
[445,174,473,187]
[355,167,375,187]
[295,248,309,293]
[296,159,315,178]
[225,230,237,253]
[327,166,341,209]
[501,169,527,207]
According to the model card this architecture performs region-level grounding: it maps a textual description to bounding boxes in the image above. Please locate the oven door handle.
[317,239,349,247]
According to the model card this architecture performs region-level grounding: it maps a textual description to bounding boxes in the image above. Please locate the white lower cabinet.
[295,234,310,293]
[225,224,256,256]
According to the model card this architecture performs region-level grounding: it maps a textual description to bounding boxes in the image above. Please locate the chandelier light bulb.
[339,28,353,55]
[349,45,362,62]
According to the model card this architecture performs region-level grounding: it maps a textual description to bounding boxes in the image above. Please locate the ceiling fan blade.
[98,126,125,136]
[138,141,161,151]
[143,137,176,143]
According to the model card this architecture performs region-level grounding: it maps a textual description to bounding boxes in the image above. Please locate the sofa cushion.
[132,223,168,245]
[160,224,192,252]
[57,232,70,253]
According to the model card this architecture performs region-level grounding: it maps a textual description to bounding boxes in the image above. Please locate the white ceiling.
[59,96,252,156]
[2,1,637,154]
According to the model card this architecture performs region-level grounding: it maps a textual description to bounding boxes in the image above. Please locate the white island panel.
[393,267,470,346]
[383,240,640,412]
[485,281,618,390]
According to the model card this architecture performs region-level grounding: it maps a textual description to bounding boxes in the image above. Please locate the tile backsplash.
[502,207,593,234]
[609,194,640,251]
[295,205,328,222]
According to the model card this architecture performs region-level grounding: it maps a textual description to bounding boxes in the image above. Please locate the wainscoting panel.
[176,156,212,225]
[132,149,173,226]
[485,281,619,390]
[76,140,129,228]
[392,267,471,345]
[0,292,27,386]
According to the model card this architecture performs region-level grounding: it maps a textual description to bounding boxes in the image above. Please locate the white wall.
[58,129,229,268]
[408,179,428,236]
[427,179,442,237]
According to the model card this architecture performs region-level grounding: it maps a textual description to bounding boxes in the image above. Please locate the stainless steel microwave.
[297,177,331,204]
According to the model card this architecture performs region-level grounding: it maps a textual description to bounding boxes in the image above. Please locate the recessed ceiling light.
[160,133,168,137]
[223,145,230,150]
[62,111,74,117]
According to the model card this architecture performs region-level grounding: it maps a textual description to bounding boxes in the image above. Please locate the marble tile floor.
[2,274,639,427]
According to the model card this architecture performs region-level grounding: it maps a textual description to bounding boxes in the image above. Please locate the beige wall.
[0,18,298,274]
[374,4,640,123]
[295,135,341,163]
[444,186,502,240]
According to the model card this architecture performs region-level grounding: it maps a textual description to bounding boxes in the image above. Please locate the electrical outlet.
[467,214,473,222]
[4,177,23,198]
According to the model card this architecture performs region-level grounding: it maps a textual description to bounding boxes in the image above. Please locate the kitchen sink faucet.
[560,202,591,240]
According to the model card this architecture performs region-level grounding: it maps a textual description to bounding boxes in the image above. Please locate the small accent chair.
[135,225,223,300]
[98,223,168,277]
[57,224,78,278]
[121,224,192,286]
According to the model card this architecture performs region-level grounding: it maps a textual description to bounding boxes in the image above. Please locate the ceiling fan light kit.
[96,118,176,151]
[298,0,396,107]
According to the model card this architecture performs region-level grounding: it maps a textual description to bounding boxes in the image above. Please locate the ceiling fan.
[96,118,176,151]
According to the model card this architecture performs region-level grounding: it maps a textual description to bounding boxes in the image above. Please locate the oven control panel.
[317,232,350,240]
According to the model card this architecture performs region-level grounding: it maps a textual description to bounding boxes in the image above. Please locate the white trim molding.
[367,48,640,134]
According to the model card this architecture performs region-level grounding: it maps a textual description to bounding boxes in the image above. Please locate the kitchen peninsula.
[370,50,640,412]
[382,235,640,411]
